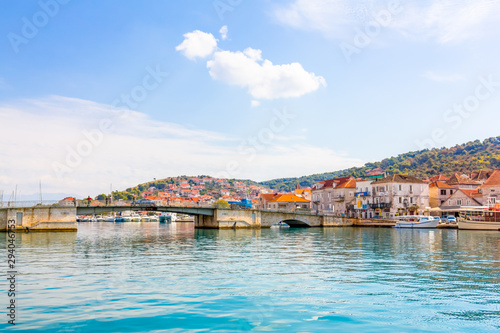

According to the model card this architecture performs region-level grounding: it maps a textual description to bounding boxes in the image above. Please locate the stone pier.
[0,207,78,231]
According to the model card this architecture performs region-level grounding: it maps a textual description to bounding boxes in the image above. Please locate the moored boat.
[394,215,439,229]
[457,206,500,230]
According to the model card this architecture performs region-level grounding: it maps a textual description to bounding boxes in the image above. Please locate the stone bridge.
[195,209,354,229]
[0,205,357,231]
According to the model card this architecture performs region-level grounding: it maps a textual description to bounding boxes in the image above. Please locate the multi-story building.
[429,181,456,208]
[311,178,339,214]
[354,180,373,218]
[332,178,357,216]
[371,175,430,218]
[440,189,482,209]
[480,169,500,206]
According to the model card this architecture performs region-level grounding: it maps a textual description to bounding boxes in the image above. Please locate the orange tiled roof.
[295,188,311,195]
[446,173,481,186]
[460,189,480,199]
[429,175,450,182]
[429,181,454,188]
[268,194,310,203]
[373,174,427,184]
[335,178,357,188]
[482,169,500,187]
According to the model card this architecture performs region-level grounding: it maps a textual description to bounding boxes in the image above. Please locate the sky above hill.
[1,0,500,199]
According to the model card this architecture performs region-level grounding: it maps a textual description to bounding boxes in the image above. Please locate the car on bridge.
[131,199,156,207]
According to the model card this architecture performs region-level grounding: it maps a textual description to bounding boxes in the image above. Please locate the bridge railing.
[0,200,60,208]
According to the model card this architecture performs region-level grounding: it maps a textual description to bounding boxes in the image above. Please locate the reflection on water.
[1,224,499,332]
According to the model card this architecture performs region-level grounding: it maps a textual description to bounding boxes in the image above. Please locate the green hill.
[108,136,500,198]
[259,136,500,191]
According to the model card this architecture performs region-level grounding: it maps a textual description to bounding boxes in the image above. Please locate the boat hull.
[458,220,500,230]
[394,219,439,229]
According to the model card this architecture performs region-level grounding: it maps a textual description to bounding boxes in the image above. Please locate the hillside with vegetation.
[259,136,500,191]
[106,136,500,198]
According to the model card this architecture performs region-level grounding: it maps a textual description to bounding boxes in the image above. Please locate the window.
[410,197,413,204]
[349,191,353,197]
[398,185,402,191]
[456,199,462,206]
[441,190,446,195]
[409,185,413,192]
[399,197,402,203]
[449,200,452,205]
[466,200,471,205]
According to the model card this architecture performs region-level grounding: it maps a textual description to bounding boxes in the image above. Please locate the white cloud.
[0,96,362,198]
[207,48,326,100]
[274,0,500,43]
[177,29,326,100]
[175,30,218,60]
[219,25,228,40]
[251,100,260,107]
[421,71,464,83]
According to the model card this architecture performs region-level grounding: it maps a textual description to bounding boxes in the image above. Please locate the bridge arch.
[280,219,311,228]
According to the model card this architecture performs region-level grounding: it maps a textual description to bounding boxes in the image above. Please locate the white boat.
[131,213,141,222]
[149,215,159,222]
[271,221,290,228]
[457,207,500,230]
[394,216,439,229]
[140,215,150,222]
[118,212,132,222]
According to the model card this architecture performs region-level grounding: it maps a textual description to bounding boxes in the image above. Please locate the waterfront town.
[60,168,500,219]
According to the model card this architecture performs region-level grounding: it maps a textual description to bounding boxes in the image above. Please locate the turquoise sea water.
[1,223,500,332]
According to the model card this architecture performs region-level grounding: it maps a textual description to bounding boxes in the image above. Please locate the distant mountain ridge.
[258,136,500,191]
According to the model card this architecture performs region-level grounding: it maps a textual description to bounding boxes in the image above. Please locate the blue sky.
[1,0,500,198]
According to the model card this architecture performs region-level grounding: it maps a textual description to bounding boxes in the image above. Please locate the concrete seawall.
[0,207,77,232]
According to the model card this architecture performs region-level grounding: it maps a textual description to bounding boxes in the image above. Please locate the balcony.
[369,202,391,209]
[333,195,345,201]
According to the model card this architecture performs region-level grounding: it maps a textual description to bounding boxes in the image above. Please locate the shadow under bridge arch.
[280,219,311,228]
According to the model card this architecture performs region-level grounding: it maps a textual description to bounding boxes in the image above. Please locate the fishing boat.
[394,215,439,229]
[457,205,500,230]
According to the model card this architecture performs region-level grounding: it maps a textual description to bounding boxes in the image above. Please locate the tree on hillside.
[213,200,230,209]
